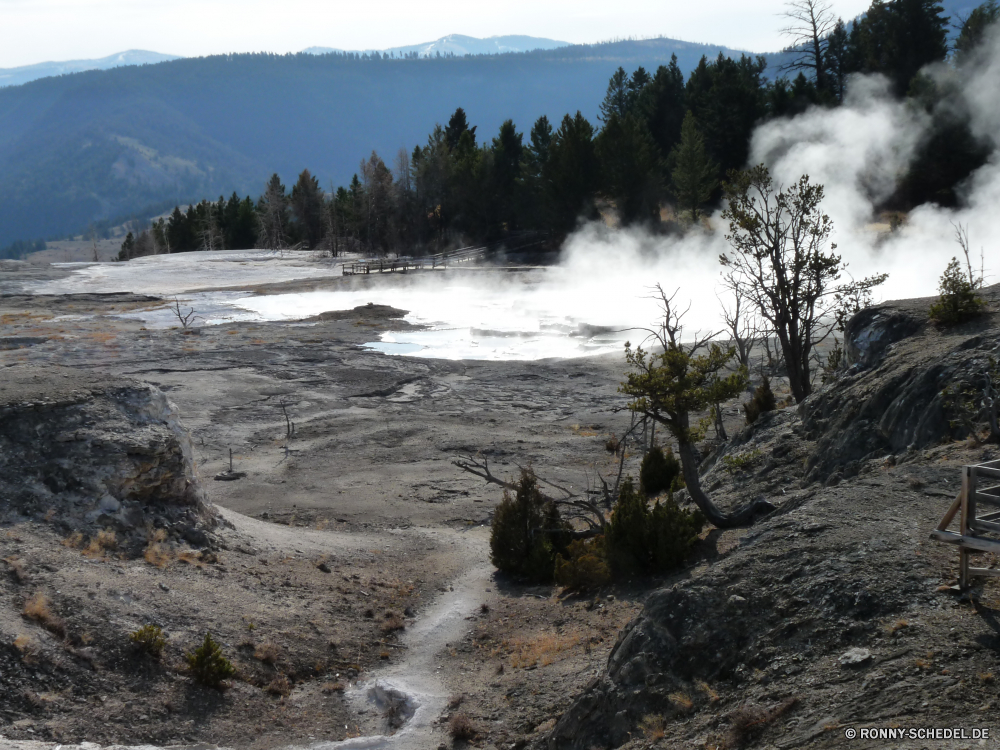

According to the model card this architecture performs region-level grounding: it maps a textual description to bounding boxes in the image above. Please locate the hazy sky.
[1,0,874,69]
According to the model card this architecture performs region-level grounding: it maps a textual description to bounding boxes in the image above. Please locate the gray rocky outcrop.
[541,288,1000,750]
[0,366,218,555]
[800,285,999,484]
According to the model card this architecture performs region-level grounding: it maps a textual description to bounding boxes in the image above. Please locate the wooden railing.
[930,459,1000,587]
[340,234,546,277]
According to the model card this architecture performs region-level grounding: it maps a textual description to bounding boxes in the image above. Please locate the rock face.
[541,289,1000,750]
[0,367,217,554]
[800,284,1000,484]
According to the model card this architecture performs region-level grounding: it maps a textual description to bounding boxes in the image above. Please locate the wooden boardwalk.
[931,458,1000,587]
[341,235,544,277]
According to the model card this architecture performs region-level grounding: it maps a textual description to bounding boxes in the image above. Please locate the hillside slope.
[541,285,1000,749]
[0,38,766,247]
[0,51,181,89]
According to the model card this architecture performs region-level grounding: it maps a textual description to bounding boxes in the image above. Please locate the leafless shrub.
[3,556,28,584]
[380,613,405,634]
[82,529,117,560]
[253,642,282,665]
[721,698,798,748]
[448,713,478,741]
[266,674,291,696]
[144,528,173,567]
[170,297,199,329]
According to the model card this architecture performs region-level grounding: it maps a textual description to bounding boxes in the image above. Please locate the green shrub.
[929,257,986,325]
[639,445,682,497]
[490,470,570,582]
[129,624,166,658]
[185,632,236,688]
[554,537,611,591]
[605,478,704,578]
[743,378,777,424]
[721,448,762,474]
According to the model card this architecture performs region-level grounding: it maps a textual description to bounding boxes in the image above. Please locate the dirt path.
[313,533,491,749]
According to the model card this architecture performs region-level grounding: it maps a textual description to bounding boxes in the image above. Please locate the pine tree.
[290,169,324,248]
[543,112,599,232]
[598,67,632,123]
[257,173,288,252]
[595,114,662,225]
[670,112,718,221]
[639,56,686,157]
[445,107,476,151]
[491,119,523,231]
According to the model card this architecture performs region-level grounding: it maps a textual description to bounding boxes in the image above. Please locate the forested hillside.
[117,0,997,262]
[0,38,761,247]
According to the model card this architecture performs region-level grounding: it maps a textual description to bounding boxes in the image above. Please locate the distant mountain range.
[0,37,770,246]
[303,34,570,58]
[1,36,570,90]
[0,50,181,89]
[0,0,979,247]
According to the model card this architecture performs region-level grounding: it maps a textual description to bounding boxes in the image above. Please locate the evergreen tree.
[638,56,686,159]
[543,112,600,232]
[845,0,948,95]
[956,0,1000,61]
[290,169,324,248]
[524,115,554,227]
[824,19,850,103]
[685,53,768,175]
[491,119,524,231]
[595,114,662,225]
[669,111,718,221]
[445,107,476,151]
[598,67,632,123]
[257,173,289,252]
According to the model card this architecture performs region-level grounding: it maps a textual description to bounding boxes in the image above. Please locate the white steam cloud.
[557,22,1000,339]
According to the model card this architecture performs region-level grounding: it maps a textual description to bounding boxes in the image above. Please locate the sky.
[0,0,874,69]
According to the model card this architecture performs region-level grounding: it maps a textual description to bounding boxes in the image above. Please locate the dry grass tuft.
[22,592,66,638]
[3,556,29,584]
[266,674,291,696]
[669,692,694,711]
[143,528,173,568]
[177,549,206,567]
[82,529,117,559]
[13,634,37,660]
[639,714,666,740]
[321,681,345,693]
[507,632,582,669]
[62,532,84,549]
[886,618,909,634]
[979,671,995,684]
[380,612,406,634]
[696,679,720,703]
[253,642,282,665]
[721,698,798,749]
[448,713,478,742]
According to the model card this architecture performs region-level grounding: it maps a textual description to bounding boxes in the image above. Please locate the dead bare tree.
[199,202,223,252]
[779,0,837,92]
[170,297,198,329]
[953,221,986,289]
[453,415,644,537]
[718,276,761,369]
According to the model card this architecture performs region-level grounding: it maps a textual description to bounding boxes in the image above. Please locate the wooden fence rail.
[930,458,1000,587]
